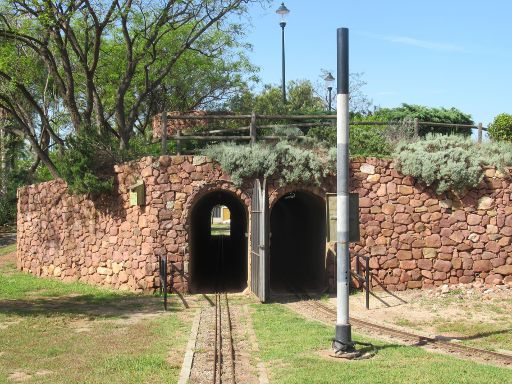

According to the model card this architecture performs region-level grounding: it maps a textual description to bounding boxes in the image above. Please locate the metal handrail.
[353,254,370,310]
[159,255,168,311]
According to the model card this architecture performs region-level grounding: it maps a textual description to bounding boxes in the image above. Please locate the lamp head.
[276,2,290,22]
[324,72,335,90]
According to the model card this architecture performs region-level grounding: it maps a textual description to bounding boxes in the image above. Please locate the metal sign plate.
[326,193,360,243]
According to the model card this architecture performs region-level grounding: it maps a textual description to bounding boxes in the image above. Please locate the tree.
[373,104,474,136]
[230,74,373,116]
[0,0,264,168]
[488,113,512,142]
[229,80,324,115]
[319,71,373,116]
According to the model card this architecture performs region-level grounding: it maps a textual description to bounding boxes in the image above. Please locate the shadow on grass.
[434,329,511,343]
[352,341,405,356]
[0,294,185,319]
[0,233,16,248]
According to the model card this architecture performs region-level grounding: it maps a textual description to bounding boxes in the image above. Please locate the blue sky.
[242,1,512,125]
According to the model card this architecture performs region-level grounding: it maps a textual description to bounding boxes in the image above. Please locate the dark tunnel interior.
[270,191,326,291]
[190,191,247,292]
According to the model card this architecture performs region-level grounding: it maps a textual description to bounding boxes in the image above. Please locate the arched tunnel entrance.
[270,191,326,292]
[190,190,247,292]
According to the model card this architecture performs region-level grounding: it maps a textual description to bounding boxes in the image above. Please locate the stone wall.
[346,158,512,290]
[16,155,327,293]
[17,156,512,293]
[17,156,243,292]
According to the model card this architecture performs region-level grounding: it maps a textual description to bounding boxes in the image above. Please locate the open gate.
[251,178,269,302]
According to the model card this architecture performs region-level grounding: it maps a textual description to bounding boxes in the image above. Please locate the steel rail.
[288,286,512,367]
[212,235,237,384]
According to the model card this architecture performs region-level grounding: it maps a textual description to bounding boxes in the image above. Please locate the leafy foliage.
[0,166,33,225]
[203,141,335,186]
[228,80,324,115]
[395,134,512,194]
[59,132,119,196]
[488,113,512,142]
[58,130,172,195]
[374,104,474,136]
[350,125,392,158]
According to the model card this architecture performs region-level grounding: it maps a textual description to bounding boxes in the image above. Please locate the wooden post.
[161,111,168,155]
[250,111,257,145]
[477,123,483,144]
[176,129,182,155]
[414,118,420,138]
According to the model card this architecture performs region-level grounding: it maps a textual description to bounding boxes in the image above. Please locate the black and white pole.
[333,27,353,353]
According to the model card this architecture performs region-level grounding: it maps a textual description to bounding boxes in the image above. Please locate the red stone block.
[473,259,492,272]
[434,259,452,272]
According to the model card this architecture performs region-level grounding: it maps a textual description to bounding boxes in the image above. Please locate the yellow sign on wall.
[129,181,145,206]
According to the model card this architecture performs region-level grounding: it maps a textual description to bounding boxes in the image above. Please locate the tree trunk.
[0,110,7,196]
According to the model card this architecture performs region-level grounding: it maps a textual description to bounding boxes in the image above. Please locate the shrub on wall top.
[203,141,335,186]
[488,113,512,142]
[395,135,481,194]
[395,134,512,195]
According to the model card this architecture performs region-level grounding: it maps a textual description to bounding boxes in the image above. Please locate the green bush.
[395,135,481,194]
[307,121,393,157]
[0,168,32,226]
[395,134,512,194]
[350,125,392,157]
[59,132,118,196]
[0,192,16,226]
[203,141,334,186]
[374,104,473,136]
[488,113,512,142]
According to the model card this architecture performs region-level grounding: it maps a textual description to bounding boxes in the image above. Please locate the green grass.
[434,320,512,352]
[211,223,230,236]
[0,243,15,256]
[0,244,192,383]
[252,304,512,384]
[0,261,130,302]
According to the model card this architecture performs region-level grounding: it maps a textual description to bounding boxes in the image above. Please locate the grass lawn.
[411,290,512,352]
[0,243,15,256]
[211,223,230,236]
[0,247,191,384]
[252,304,512,384]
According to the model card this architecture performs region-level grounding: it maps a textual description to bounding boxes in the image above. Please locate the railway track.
[213,291,236,384]
[288,287,512,367]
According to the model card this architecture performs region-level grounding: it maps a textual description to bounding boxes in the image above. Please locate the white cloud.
[360,32,464,52]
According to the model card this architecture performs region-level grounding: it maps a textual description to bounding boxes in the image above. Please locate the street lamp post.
[324,72,335,112]
[276,2,290,104]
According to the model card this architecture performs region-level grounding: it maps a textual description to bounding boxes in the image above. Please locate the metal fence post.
[161,111,168,155]
[478,123,483,144]
[365,256,370,310]
[176,129,182,155]
[250,111,257,145]
[414,118,420,138]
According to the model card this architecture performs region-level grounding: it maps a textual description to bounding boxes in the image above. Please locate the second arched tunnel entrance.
[190,190,247,292]
[270,191,327,292]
